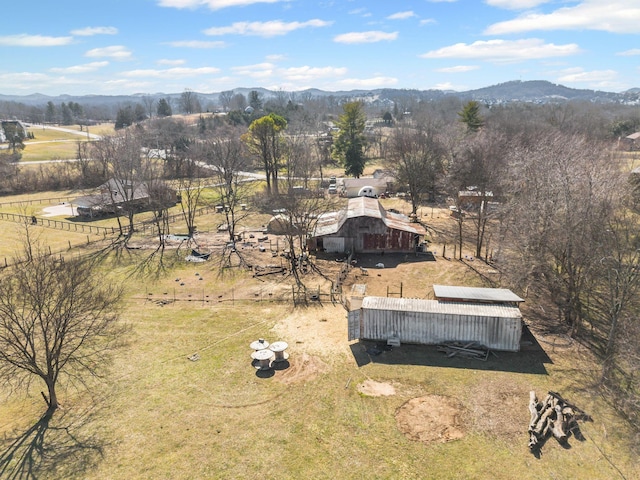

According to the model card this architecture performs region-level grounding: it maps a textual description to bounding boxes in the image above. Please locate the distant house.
[73,178,177,218]
[308,196,426,254]
[341,178,389,198]
[621,132,640,151]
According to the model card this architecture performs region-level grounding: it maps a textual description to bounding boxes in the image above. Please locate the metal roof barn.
[309,197,426,254]
[348,296,523,351]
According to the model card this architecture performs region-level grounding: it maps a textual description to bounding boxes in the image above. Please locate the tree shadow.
[0,404,106,480]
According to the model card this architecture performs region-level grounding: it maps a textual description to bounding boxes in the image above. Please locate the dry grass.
[0,194,639,479]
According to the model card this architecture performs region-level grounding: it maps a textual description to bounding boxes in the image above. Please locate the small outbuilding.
[73,178,177,218]
[348,296,523,351]
[433,285,524,306]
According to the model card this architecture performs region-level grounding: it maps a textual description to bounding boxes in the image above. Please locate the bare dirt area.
[396,395,467,444]
[276,353,329,385]
[271,305,350,358]
[357,379,397,396]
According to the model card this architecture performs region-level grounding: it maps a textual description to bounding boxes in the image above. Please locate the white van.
[357,186,377,198]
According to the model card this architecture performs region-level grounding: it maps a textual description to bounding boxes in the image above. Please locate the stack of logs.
[528,390,590,450]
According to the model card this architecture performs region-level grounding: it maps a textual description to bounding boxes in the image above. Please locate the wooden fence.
[0,205,218,236]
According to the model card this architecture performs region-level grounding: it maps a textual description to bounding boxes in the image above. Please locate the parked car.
[328,185,338,194]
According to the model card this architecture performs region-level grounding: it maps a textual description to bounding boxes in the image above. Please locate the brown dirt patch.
[357,379,396,397]
[271,305,350,359]
[276,353,328,385]
[396,395,466,444]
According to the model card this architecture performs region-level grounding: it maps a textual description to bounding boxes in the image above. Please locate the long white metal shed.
[348,296,523,352]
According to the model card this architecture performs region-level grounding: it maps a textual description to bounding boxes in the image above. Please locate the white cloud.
[421,38,580,62]
[103,79,153,91]
[0,72,98,94]
[435,65,480,73]
[333,76,398,89]
[231,63,275,78]
[204,19,331,37]
[0,34,73,47]
[157,59,187,65]
[85,45,133,60]
[158,0,284,10]
[432,81,467,91]
[281,66,347,81]
[334,31,398,44]
[70,26,118,36]
[121,67,220,78]
[555,67,618,84]
[50,62,109,74]
[485,1,640,35]
[485,0,550,9]
[420,19,437,26]
[617,49,640,56]
[266,54,287,61]
[166,40,226,48]
[387,11,416,20]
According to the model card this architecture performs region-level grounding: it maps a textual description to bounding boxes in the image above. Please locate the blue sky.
[1,0,640,96]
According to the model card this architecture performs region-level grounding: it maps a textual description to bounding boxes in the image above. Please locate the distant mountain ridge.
[1,80,639,107]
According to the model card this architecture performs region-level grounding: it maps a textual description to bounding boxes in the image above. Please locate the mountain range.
[2,80,640,108]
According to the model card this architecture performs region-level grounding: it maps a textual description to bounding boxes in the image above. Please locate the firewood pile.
[437,341,493,360]
[253,265,286,277]
[528,390,592,451]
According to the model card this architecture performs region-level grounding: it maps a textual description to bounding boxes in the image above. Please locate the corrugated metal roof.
[361,296,522,318]
[312,197,427,237]
[433,285,524,303]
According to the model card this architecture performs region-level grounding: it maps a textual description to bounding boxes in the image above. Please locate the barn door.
[348,310,361,341]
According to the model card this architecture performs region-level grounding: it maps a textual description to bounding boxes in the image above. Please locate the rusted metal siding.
[352,296,522,351]
[362,229,414,252]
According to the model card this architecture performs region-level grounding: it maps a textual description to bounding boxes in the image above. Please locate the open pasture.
[0,194,638,479]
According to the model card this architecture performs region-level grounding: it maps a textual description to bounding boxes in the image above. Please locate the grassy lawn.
[20,123,114,161]
[0,246,638,479]
[0,191,638,479]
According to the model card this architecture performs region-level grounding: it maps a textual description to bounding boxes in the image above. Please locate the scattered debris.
[186,249,210,262]
[437,341,492,360]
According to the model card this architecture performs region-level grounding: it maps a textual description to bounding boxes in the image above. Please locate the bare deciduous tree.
[502,132,620,335]
[0,240,124,413]
[204,128,252,251]
[387,122,447,215]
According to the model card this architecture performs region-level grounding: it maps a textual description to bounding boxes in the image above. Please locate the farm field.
[0,192,639,479]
